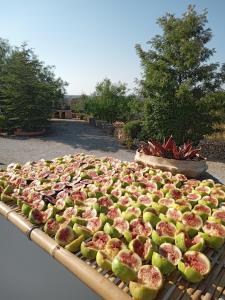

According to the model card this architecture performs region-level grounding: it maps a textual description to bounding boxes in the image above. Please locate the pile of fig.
[1,153,225,300]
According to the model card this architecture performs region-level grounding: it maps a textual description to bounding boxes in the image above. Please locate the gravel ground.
[0,119,224,184]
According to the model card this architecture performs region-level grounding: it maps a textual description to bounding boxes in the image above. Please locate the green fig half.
[178,251,211,283]
[201,221,225,249]
[55,225,75,246]
[176,212,203,238]
[175,232,205,252]
[129,265,163,300]
[65,235,85,253]
[112,249,142,283]
[129,236,156,261]
[152,221,176,245]
[152,243,182,275]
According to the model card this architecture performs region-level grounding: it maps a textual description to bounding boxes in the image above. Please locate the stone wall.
[199,140,225,161]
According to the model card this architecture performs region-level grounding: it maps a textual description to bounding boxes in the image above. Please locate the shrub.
[0,115,7,129]
[123,120,142,139]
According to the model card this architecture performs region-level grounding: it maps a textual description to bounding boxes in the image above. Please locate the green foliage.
[85,78,142,123]
[136,6,225,144]
[71,94,88,113]
[123,120,142,139]
[0,114,6,128]
[0,39,67,131]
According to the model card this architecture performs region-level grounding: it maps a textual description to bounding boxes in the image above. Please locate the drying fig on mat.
[129,235,156,261]
[152,243,182,275]
[178,251,211,283]
[201,221,225,249]
[175,232,205,252]
[112,249,142,283]
[152,221,176,245]
[129,265,163,300]
[176,212,203,238]
[55,225,75,246]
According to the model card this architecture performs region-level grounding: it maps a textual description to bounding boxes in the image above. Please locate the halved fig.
[150,190,164,202]
[152,221,176,245]
[160,208,182,224]
[174,199,192,212]
[112,249,142,282]
[105,238,127,259]
[70,190,87,205]
[200,179,215,188]
[176,212,203,237]
[110,188,122,201]
[44,218,60,236]
[175,232,205,252]
[201,221,225,249]
[104,217,129,238]
[157,198,175,213]
[151,175,164,189]
[100,207,122,225]
[162,183,176,194]
[195,185,211,196]
[129,236,156,261]
[55,225,75,246]
[129,265,163,300]
[73,223,92,238]
[65,235,85,253]
[80,231,110,259]
[178,251,211,283]
[137,195,153,210]
[143,208,160,228]
[52,182,65,191]
[211,209,225,225]
[96,250,112,271]
[21,203,32,217]
[42,207,56,223]
[165,188,182,200]
[210,188,225,203]
[55,198,67,211]
[192,204,211,222]
[81,240,99,259]
[28,208,44,225]
[86,217,102,233]
[152,242,182,275]
[199,196,219,209]
[83,197,97,206]
[122,206,142,222]
[129,219,152,240]
[32,199,47,211]
[186,193,201,206]
[117,195,133,211]
[93,196,114,213]
[63,207,77,220]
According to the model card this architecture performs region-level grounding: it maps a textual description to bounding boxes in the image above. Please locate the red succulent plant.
[138,136,202,161]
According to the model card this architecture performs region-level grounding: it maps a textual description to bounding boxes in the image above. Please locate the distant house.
[53,95,82,119]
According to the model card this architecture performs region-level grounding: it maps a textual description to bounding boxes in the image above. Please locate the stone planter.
[135,151,208,178]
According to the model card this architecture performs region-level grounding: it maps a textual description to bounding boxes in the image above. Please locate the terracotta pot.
[135,151,208,178]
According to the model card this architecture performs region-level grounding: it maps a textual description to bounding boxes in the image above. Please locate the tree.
[85,78,127,122]
[0,41,67,131]
[136,5,225,144]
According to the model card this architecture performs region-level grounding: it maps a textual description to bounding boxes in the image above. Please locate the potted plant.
[135,136,207,178]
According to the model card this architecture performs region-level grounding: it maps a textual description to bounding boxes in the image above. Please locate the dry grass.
[206,123,225,141]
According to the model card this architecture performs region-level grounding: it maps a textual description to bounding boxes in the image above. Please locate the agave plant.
[138,136,202,161]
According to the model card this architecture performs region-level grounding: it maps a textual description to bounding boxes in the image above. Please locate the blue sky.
[0,0,225,94]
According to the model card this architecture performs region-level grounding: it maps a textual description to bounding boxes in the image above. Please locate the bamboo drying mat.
[1,200,225,300]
